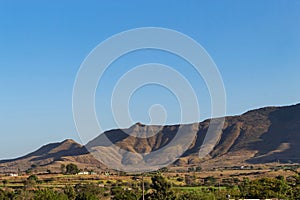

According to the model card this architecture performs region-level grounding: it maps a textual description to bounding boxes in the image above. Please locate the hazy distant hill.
[1,103,299,172]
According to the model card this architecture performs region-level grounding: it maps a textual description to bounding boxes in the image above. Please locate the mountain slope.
[1,103,299,172]
[0,139,102,172]
[198,104,300,168]
[86,103,300,168]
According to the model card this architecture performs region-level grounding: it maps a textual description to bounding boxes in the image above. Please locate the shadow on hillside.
[87,125,180,153]
[29,146,89,162]
[0,143,89,164]
[246,104,300,164]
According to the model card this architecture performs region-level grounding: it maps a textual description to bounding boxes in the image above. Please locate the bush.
[75,183,106,200]
[64,185,76,200]
[66,163,80,175]
[112,189,140,200]
[145,175,175,200]
[35,189,68,200]
[177,177,184,182]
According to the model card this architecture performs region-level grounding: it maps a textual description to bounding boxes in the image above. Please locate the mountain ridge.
[1,103,299,172]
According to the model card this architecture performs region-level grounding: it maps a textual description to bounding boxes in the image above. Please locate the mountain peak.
[134,122,145,126]
[61,139,79,144]
[1,103,300,172]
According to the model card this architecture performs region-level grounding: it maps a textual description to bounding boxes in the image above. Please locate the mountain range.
[1,103,299,173]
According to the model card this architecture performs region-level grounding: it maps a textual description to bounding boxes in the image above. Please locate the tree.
[66,163,80,175]
[238,177,250,198]
[31,164,37,169]
[75,193,98,200]
[2,180,8,187]
[0,188,13,200]
[187,167,195,172]
[195,166,202,172]
[28,174,38,182]
[64,185,76,200]
[35,189,68,200]
[112,189,140,200]
[25,168,32,175]
[204,176,216,186]
[239,177,291,199]
[13,189,35,200]
[75,183,106,200]
[159,167,168,172]
[185,175,196,186]
[145,175,175,200]
[24,174,39,188]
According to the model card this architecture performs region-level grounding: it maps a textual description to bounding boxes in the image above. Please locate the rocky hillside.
[0,139,103,173]
[1,103,299,172]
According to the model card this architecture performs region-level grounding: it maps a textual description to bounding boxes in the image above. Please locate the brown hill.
[196,103,300,168]
[85,103,300,169]
[1,103,299,172]
[0,139,103,173]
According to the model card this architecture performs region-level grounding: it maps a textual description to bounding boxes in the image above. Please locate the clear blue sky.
[0,1,299,159]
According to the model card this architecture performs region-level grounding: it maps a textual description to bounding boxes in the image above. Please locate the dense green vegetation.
[65,164,80,175]
[0,172,299,200]
[1,164,300,199]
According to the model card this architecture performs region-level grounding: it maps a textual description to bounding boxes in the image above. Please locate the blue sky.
[0,1,299,159]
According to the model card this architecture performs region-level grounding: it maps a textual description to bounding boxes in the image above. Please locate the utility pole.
[142,173,145,200]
